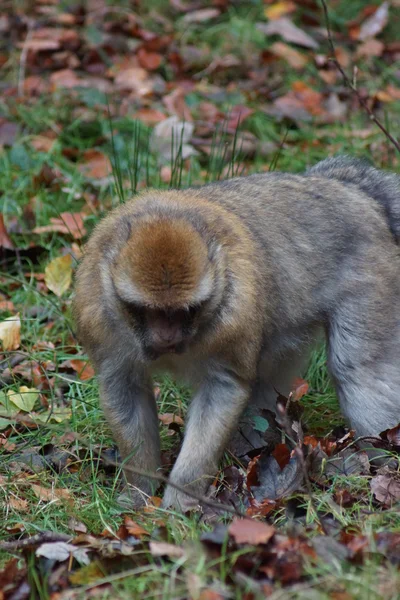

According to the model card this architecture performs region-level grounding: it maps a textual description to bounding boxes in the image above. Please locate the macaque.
[74,156,400,510]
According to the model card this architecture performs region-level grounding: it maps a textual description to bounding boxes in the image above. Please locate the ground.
[0,1,400,598]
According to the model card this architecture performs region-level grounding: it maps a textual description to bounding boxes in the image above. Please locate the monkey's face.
[120,302,205,359]
[111,218,220,360]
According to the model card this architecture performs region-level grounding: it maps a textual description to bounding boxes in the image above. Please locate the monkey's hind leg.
[327,272,400,443]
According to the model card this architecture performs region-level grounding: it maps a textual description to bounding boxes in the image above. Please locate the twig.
[320,0,400,154]
[0,532,71,551]
[71,432,249,519]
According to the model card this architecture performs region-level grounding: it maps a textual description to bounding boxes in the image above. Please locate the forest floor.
[0,1,400,598]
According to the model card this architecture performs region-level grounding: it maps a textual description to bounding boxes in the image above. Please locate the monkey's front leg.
[99,361,161,507]
[163,368,250,511]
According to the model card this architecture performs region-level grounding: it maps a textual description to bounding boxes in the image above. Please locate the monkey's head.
[111,218,222,359]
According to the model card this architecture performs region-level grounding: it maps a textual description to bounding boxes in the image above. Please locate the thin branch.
[72,432,249,519]
[18,19,34,98]
[320,0,400,154]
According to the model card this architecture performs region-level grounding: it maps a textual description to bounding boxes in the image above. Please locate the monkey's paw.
[117,485,150,509]
[162,485,203,513]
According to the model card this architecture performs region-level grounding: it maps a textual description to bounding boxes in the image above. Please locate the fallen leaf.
[370,473,400,507]
[0,214,14,249]
[358,2,389,41]
[182,8,220,24]
[356,38,384,59]
[69,359,95,381]
[383,423,400,446]
[7,386,39,412]
[134,108,166,126]
[78,150,112,179]
[9,496,28,511]
[258,18,319,50]
[229,518,275,545]
[149,541,185,557]
[158,413,184,426]
[137,48,162,70]
[150,116,196,162]
[114,67,153,96]
[44,254,73,296]
[265,1,296,20]
[32,484,73,504]
[269,42,308,69]
[123,517,149,538]
[30,134,56,153]
[50,68,80,89]
[0,314,21,350]
[36,542,90,565]
[291,377,309,401]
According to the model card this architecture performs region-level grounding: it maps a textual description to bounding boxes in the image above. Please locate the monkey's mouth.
[146,342,186,360]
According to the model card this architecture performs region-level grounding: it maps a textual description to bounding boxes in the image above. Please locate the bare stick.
[72,432,249,519]
[321,0,400,154]
[18,19,34,98]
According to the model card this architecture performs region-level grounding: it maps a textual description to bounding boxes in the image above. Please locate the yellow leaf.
[0,313,21,350]
[265,1,296,20]
[45,254,73,296]
[7,386,39,412]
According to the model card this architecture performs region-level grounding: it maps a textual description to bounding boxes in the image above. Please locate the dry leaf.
[0,314,21,350]
[358,2,389,41]
[123,517,149,538]
[50,68,80,89]
[370,474,400,507]
[32,484,73,504]
[182,8,220,24]
[137,48,162,70]
[264,1,296,20]
[69,359,95,381]
[30,134,56,153]
[44,254,73,296]
[33,212,86,239]
[114,67,153,95]
[258,18,319,50]
[9,496,29,511]
[269,42,308,69]
[229,518,275,545]
[78,150,112,179]
[149,541,185,557]
[158,413,184,426]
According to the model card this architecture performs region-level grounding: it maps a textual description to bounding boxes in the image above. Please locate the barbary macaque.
[74,156,400,510]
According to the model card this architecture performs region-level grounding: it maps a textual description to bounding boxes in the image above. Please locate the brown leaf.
[269,42,308,69]
[149,541,185,557]
[384,423,400,446]
[30,133,57,153]
[356,38,384,59]
[163,88,192,121]
[78,150,112,179]
[158,413,184,426]
[0,214,14,249]
[134,108,166,126]
[9,496,28,511]
[50,68,80,89]
[0,314,21,351]
[258,18,319,50]
[291,377,309,400]
[123,517,149,538]
[69,359,95,381]
[358,2,389,41]
[370,473,400,507]
[229,517,275,545]
[32,484,73,504]
[44,254,73,297]
[137,48,162,71]
[34,212,87,239]
[114,67,153,96]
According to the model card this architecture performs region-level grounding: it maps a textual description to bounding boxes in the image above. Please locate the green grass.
[1,0,400,597]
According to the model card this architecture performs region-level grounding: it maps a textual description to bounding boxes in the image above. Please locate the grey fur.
[74,155,400,510]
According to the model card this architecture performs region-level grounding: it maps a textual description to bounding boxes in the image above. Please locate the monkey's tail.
[307,155,400,243]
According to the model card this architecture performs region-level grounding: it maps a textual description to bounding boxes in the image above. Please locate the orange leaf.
[123,517,149,538]
[229,518,275,545]
[69,359,95,381]
[0,314,21,350]
[78,150,112,179]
